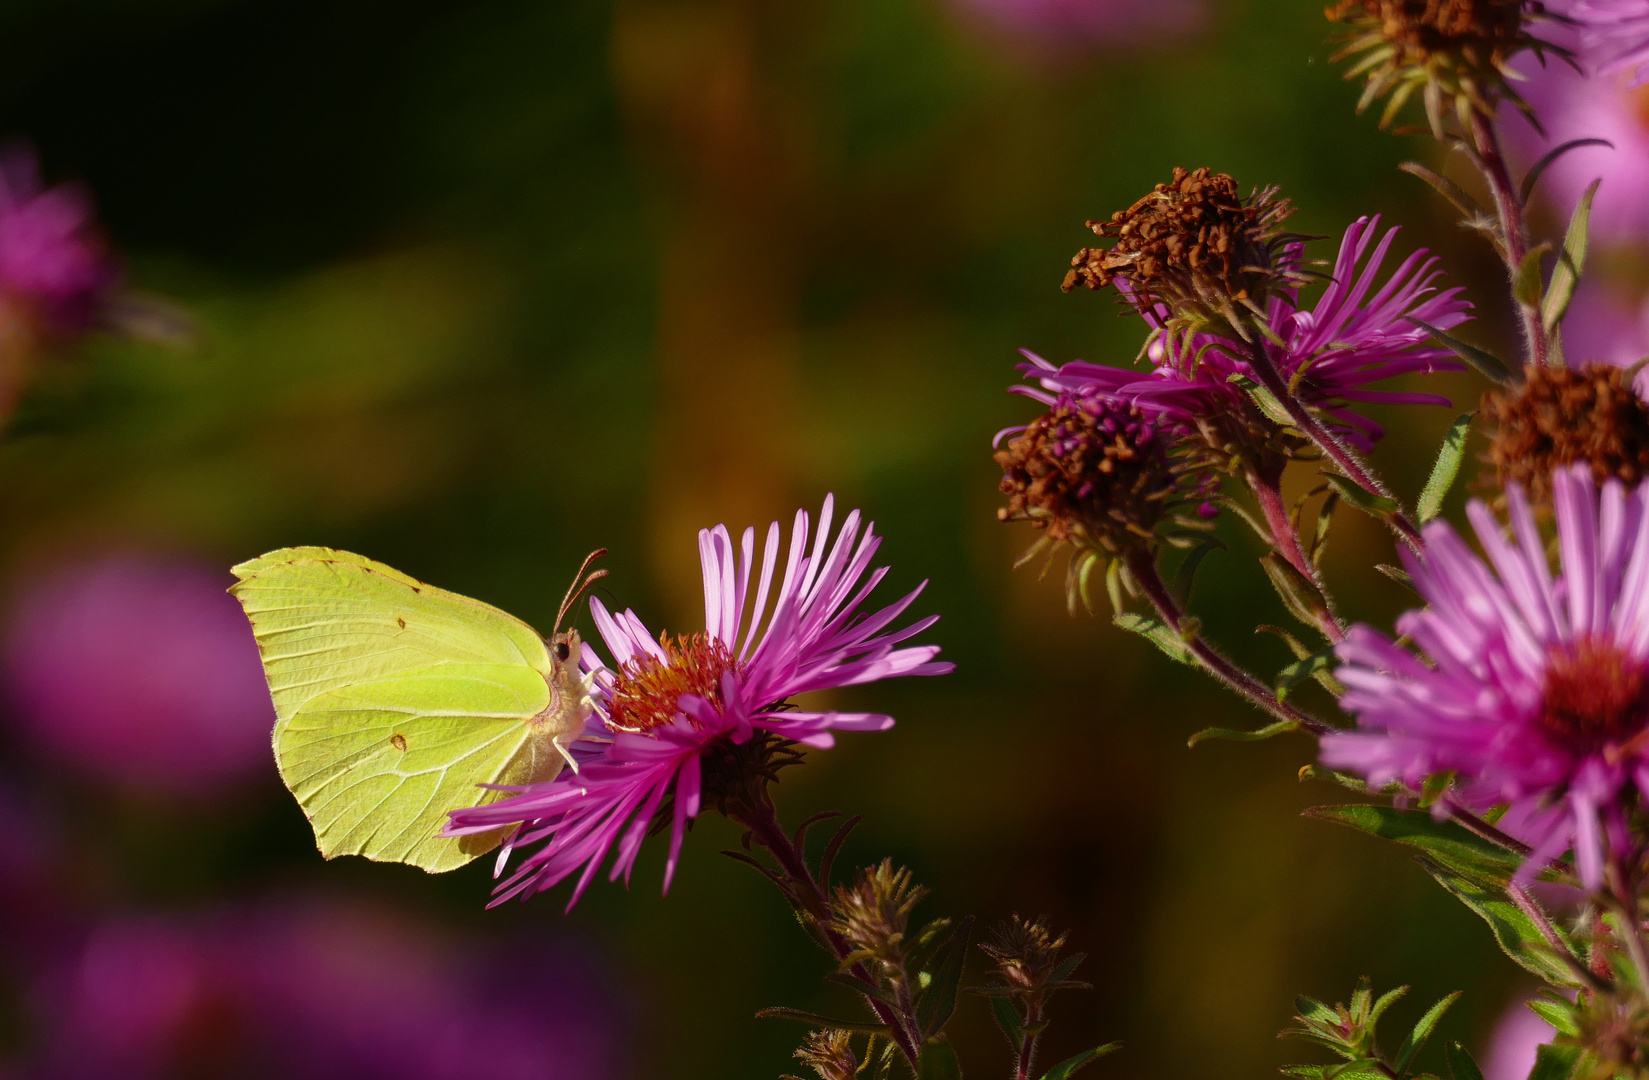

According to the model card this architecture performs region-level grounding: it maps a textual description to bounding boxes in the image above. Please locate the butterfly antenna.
[555,548,610,633]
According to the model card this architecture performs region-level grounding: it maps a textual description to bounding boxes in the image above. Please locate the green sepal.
[917,1038,964,1080]
[916,916,973,1039]
[1526,997,1579,1037]
[1113,613,1195,666]
[1400,161,1486,218]
[1303,804,1522,881]
[1404,317,1515,384]
[1276,646,1343,700]
[1445,1041,1486,1080]
[990,997,1025,1052]
[1039,1042,1121,1080]
[1513,243,1551,308]
[1229,372,1298,427]
[1297,765,1370,792]
[1262,553,1333,630]
[1415,857,1583,987]
[1188,718,1300,748]
[1395,992,1463,1074]
[1520,139,1613,202]
[1541,180,1600,341]
[1323,474,1400,519]
[863,1036,898,1080]
[1376,564,1417,591]
[1526,1043,1584,1080]
[1418,413,1474,522]
[1172,539,1225,607]
[753,1007,891,1035]
[1418,770,1456,810]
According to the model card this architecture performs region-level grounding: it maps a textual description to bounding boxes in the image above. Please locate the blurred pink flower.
[2,554,275,797]
[0,146,119,336]
[1502,57,1649,241]
[19,897,627,1080]
[946,0,1204,53]
[1481,996,1557,1080]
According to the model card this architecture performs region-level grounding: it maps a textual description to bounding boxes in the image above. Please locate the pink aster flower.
[1572,0,1649,84]
[1021,216,1470,453]
[1324,465,1649,888]
[0,146,119,336]
[444,497,953,908]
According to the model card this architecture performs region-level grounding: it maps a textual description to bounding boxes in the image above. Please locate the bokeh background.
[0,0,1564,1076]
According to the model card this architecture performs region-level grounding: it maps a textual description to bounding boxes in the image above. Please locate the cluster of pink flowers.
[1015,215,1471,455]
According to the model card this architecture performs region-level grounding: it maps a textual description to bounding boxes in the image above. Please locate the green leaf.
[917,1038,964,1080]
[1418,413,1474,522]
[1415,857,1583,987]
[1520,139,1613,202]
[1404,317,1515,384]
[1401,162,1487,218]
[1276,646,1341,700]
[1039,1042,1121,1080]
[1172,539,1225,607]
[1188,718,1300,748]
[1262,553,1332,630]
[1229,372,1297,426]
[823,972,901,1010]
[1541,180,1601,339]
[1513,243,1551,308]
[1323,474,1400,519]
[916,916,973,1039]
[990,997,1025,1052]
[1113,613,1195,666]
[1375,564,1417,591]
[753,1007,890,1035]
[1526,1043,1583,1080]
[1446,1041,1486,1080]
[1304,804,1522,881]
[1526,997,1578,1037]
[1395,992,1463,1074]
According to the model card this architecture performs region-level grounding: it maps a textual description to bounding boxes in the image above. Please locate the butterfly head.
[549,628,583,670]
[549,548,608,670]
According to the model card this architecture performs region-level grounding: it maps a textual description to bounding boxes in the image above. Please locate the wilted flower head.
[2,555,275,798]
[0,146,118,337]
[1326,0,1563,131]
[1481,362,1649,501]
[1063,166,1305,341]
[976,915,1077,996]
[1325,465,1649,888]
[830,860,928,974]
[784,1030,859,1080]
[1034,215,1469,457]
[1573,0,1649,83]
[444,498,952,908]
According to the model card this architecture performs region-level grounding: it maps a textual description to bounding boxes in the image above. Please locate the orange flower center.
[608,633,739,732]
[1539,637,1649,752]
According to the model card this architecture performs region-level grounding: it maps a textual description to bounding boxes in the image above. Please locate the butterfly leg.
[553,734,581,774]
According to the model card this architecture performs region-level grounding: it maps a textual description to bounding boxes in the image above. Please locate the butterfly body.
[230,547,604,873]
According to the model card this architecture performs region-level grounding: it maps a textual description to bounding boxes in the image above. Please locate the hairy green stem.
[1467,111,1547,369]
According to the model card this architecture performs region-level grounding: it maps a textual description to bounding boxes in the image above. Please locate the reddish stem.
[1248,469,1345,643]
[1125,551,1331,735]
[1468,111,1547,369]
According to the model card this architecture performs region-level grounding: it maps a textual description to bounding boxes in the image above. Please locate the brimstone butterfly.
[230,547,607,872]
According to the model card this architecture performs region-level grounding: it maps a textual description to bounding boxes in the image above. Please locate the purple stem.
[728,798,926,1068]
[1125,551,1331,736]
[1468,111,1548,369]
[1242,341,1424,550]
[1015,997,1045,1080]
[1248,469,1346,643]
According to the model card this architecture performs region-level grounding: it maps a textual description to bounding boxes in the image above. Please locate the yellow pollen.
[608,633,739,733]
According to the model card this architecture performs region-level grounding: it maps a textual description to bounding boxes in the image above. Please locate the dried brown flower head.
[1062,166,1303,339]
[995,392,1210,557]
[977,915,1074,995]
[1326,0,1563,131]
[1482,363,1649,501]
[783,1030,859,1080]
[830,860,927,973]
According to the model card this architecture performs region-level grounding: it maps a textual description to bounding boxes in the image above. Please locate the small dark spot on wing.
[396,617,407,630]
[390,734,408,752]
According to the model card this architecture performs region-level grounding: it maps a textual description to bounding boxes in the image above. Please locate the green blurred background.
[0,0,1538,1076]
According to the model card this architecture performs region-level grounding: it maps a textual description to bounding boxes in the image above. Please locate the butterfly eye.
[554,641,571,662]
